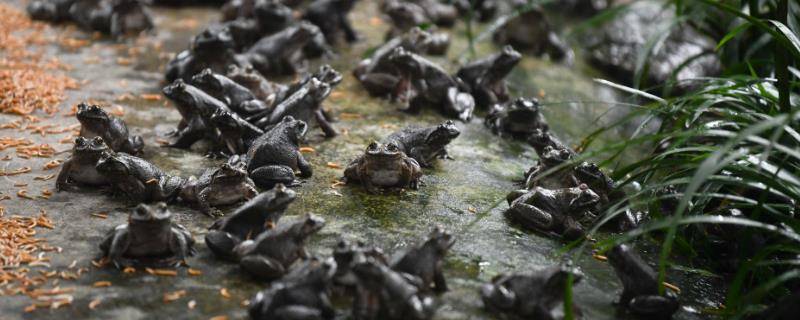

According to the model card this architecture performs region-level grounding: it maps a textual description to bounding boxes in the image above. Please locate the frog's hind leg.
[239,255,286,280]
[205,230,241,261]
[314,109,338,138]
[249,165,297,189]
[504,204,553,232]
[359,73,399,97]
[628,294,679,318]
[127,135,145,156]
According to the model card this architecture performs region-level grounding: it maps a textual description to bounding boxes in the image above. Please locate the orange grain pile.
[0,4,79,116]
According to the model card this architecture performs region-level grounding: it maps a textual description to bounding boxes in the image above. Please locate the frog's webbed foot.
[628,294,679,317]
[109,256,136,270]
[249,165,296,189]
[205,230,240,261]
[273,305,325,320]
[239,255,286,281]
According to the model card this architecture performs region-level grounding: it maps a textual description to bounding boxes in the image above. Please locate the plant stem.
[776,0,790,111]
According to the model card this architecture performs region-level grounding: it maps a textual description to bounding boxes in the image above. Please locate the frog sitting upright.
[344,142,423,194]
[226,64,285,105]
[248,257,337,320]
[527,128,575,158]
[235,213,326,280]
[109,0,154,39]
[244,22,320,76]
[206,183,296,260]
[251,77,337,137]
[165,25,246,82]
[69,0,112,33]
[457,46,522,109]
[27,0,75,22]
[391,227,455,292]
[56,137,114,191]
[484,97,549,140]
[95,152,186,203]
[383,120,460,168]
[246,116,312,188]
[524,146,578,190]
[607,244,680,318]
[303,0,359,47]
[505,184,600,241]
[492,1,574,64]
[332,239,388,288]
[76,103,144,156]
[99,202,195,269]
[481,264,583,320]
[352,258,437,320]
[388,47,476,122]
[574,162,642,231]
[178,162,258,216]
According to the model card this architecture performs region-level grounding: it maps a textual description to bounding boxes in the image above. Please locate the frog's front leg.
[433,269,448,293]
[408,147,431,168]
[239,254,287,280]
[249,165,296,189]
[106,228,134,269]
[314,109,338,137]
[628,294,679,316]
[55,159,74,191]
[196,189,219,217]
[444,86,475,122]
[296,153,313,178]
[167,228,192,267]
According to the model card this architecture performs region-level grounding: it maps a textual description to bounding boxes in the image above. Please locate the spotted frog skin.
[481,264,583,320]
[56,137,113,190]
[246,116,312,189]
[607,244,679,318]
[235,213,326,280]
[525,146,579,190]
[248,257,337,320]
[457,46,522,109]
[505,184,600,241]
[391,227,455,292]
[76,103,144,156]
[178,162,258,216]
[95,152,185,203]
[383,120,460,168]
[344,142,423,194]
[99,202,195,269]
[206,183,296,260]
[485,97,549,140]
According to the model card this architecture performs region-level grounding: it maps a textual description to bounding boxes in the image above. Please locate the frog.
[252,78,337,137]
[527,128,575,158]
[56,137,113,191]
[244,21,319,76]
[221,0,259,21]
[98,202,195,269]
[381,0,428,40]
[343,141,423,194]
[253,0,296,33]
[492,2,574,64]
[573,162,642,231]
[351,258,437,320]
[456,46,522,109]
[606,244,680,318]
[404,0,458,27]
[481,264,583,320]
[109,0,154,39]
[165,25,246,82]
[95,152,186,203]
[303,0,359,47]
[206,183,296,260]
[162,79,216,149]
[484,97,549,139]
[69,0,112,32]
[388,47,476,122]
[210,109,264,156]
[27,0,75,22]
[505,184,600,241]
[333,239,388,288]
[246,116,312,188]
[454,0,497,22]
[76,103,144,156]
[248,256,337,320]
[383,120,460,168]
[354,27,448,98]
[524,145,579,190]
[226,64,285,105]
[179,162,258,216]
[190,68,270,117]
[391,227,455,292]
[234,213,326,280]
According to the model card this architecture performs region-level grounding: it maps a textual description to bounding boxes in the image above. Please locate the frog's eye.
[92,136,104,145]
[386,143,399,152]
[367,142,379,151]
[157,202,167,210]
[75,137,85,145]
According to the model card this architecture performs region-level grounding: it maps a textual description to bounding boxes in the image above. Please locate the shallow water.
[0,1,723,319]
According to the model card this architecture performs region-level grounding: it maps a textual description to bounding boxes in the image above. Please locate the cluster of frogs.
[50,0,683,319]
[27,0,154,39]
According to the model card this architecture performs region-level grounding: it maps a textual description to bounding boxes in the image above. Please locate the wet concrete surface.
[0,1,723,319]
